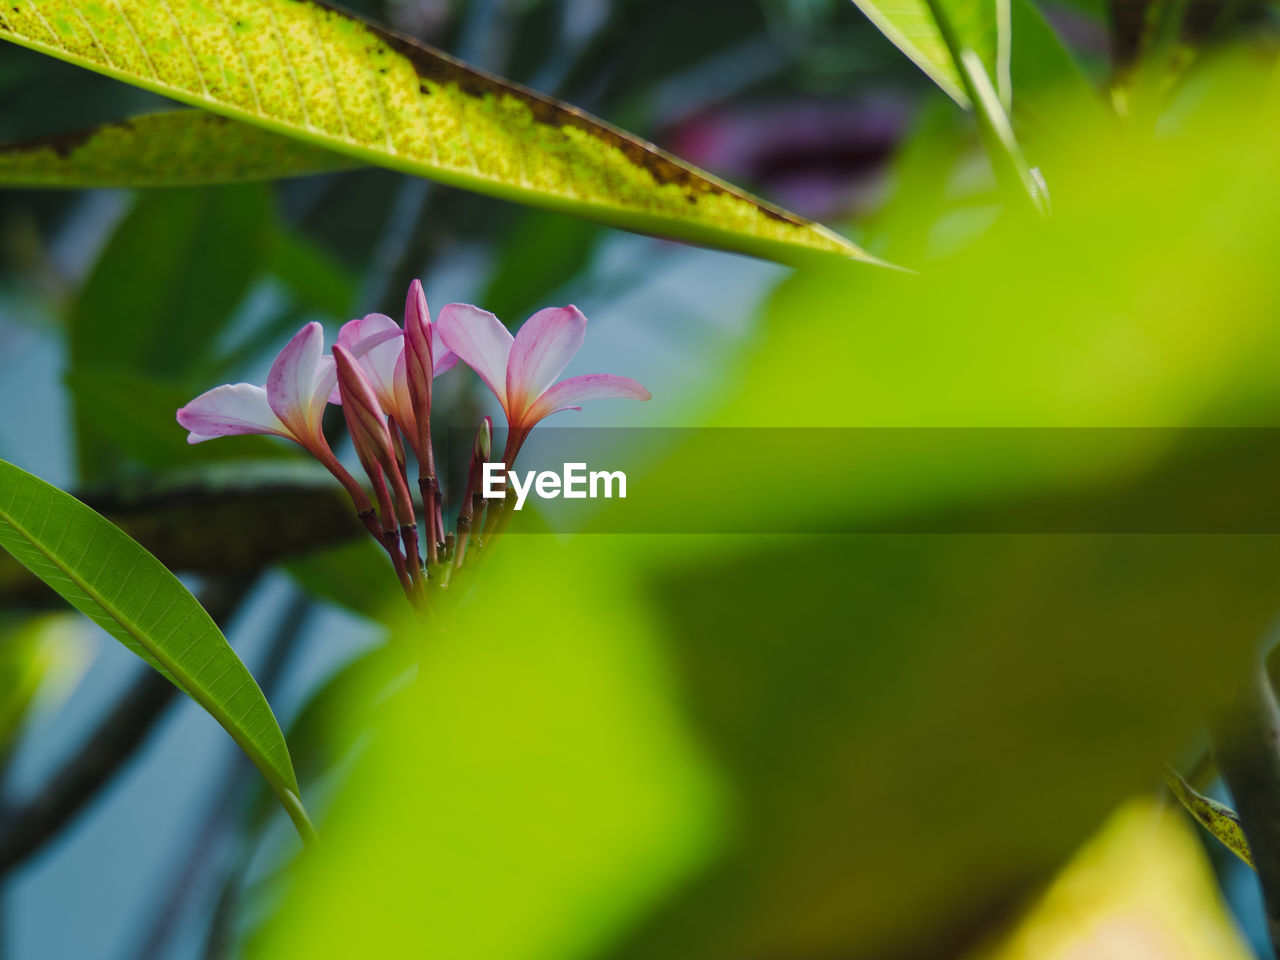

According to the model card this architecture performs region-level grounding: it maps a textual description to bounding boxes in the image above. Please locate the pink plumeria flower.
[436,303,650,463]
[327,309,457,437]
[177,321,372,514]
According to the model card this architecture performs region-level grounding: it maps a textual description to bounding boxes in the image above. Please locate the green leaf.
[1165,766,1254,869]
[266,228,357,320]
[0,110,354,187]
[252,540,724,960]
[1009,0,1095,109]
[0,459,313,842]
[0,463,367,611]
[0,0,869,267]
[479,209,603,325]
[69,185,273,482]
[848,0,1009,107]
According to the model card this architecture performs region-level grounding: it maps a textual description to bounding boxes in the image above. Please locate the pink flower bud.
[334,345,397,480]
[474,415,492,461]
[404,279,435,465]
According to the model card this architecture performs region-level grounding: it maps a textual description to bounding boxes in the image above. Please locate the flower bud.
[334,345,397,479]
[404,279,434,462]
[474,415,492,462]
[337,344,423,580]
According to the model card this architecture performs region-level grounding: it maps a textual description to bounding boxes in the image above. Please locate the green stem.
[277,787,319,848]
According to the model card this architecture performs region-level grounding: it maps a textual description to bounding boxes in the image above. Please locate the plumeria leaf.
[0,459,313,840]
[847,0,1009,108]
[1165,766,1254,869]
[0,0,870,267]
[0,110,354,187]
[0,463,366,611]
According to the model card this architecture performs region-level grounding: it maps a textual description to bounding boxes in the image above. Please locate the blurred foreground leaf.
[979,798,1253,959]
[255,57,1280,960]
[252,539,725,960]
[211,54,1280,960]
[0,0,868,266]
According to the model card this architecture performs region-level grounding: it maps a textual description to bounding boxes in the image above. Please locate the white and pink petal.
[436,303,514,410]
[177,383,288,444]
[505,306,586,417]
[523,374,651,426]
[267,322,328,441]
[431,325,459,376]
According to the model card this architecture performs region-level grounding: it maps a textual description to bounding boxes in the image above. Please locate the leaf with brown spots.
[0,0,875,267]
[0,110,355,186]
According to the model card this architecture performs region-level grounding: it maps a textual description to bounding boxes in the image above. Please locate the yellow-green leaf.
[1165,766,1254,869]
[849,0,1009,108]
[0,0,869,267]
[0,110,354,187]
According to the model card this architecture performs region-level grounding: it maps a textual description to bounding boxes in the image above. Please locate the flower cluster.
[177,281,649,606]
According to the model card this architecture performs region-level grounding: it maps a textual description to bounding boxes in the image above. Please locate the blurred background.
[6,0,1280,958]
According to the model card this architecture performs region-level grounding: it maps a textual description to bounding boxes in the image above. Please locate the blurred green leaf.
[606,532,1280,960]
[0,0,869,266]
[0,110,355,187]
[0,614,70,749]
[1008,0,1102,166]
[597,63,1280,959]
[285,538,399,620]
[252,539,725,960]
[266,229,357,321]
[238,643,411,845]
[66,371,294,476]
[244,60,1280,960]
[69,185,274,483]
[1009,0,1096,110]
[846,0,1007,106]
[479,210,603,325]
[0,459,311,838]
[862,97,976,264]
